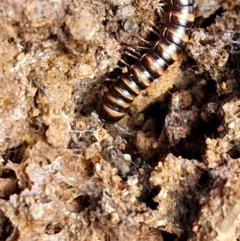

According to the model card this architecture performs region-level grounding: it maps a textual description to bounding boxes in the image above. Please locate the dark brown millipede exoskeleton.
[98,0,195,123]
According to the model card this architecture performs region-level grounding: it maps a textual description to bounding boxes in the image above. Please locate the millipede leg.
[98,0,195,123]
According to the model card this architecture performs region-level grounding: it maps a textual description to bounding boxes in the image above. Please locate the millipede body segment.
[98,0,195,123]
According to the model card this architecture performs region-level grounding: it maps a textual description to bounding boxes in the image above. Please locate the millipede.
[98,0,195,123]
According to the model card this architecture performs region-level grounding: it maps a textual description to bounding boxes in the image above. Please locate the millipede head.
[97,100,126,123]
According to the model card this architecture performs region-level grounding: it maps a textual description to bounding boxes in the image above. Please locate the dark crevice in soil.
[2,142,27,164]
[227,142,240,159]
[138,185,160,210]
[75,194,92,212]
[0,210,14,241]
[162,231,177,241]
[198,8,224,28]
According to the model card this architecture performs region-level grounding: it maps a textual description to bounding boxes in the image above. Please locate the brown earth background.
[0,0,240,240]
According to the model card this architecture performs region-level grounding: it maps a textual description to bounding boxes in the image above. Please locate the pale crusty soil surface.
[0,0,240,241]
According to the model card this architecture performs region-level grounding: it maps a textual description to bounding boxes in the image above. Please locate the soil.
[0,0,240,240]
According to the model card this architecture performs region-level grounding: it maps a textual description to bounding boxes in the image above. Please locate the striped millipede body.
[98,0,195,123]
